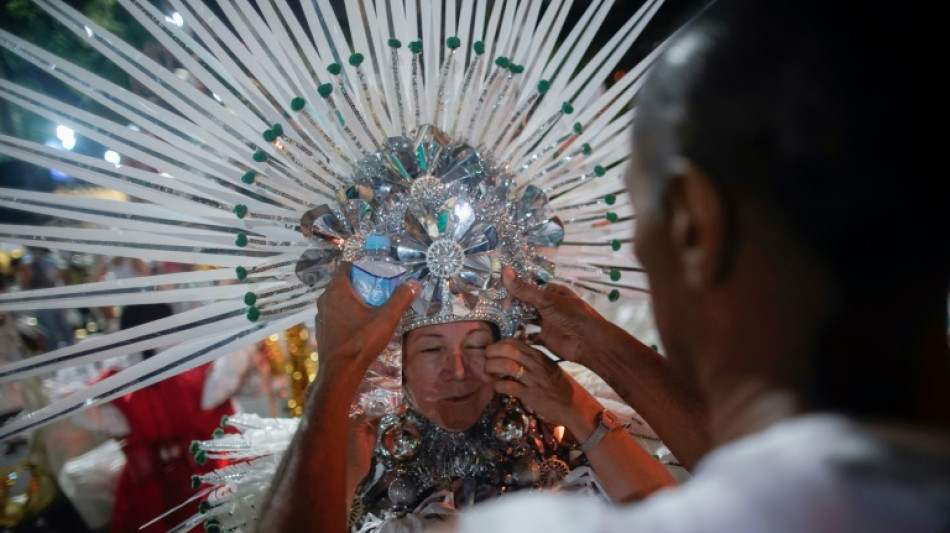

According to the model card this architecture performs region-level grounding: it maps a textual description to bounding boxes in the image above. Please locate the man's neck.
[704,376,801,446]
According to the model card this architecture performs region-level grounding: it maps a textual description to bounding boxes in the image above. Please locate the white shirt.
[457,415,950,533]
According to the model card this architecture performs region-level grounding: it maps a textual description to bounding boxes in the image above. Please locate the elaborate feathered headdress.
[0,0,663,442]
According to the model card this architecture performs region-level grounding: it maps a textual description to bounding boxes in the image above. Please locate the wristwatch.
[579,408,620,453]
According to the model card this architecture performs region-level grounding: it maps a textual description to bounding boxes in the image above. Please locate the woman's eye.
[420,347,442,353]
[464,345,486,351]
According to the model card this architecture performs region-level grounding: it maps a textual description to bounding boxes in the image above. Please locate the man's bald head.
[633,0,943,297]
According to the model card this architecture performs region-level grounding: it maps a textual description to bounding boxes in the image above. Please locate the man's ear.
[665,157,726,289]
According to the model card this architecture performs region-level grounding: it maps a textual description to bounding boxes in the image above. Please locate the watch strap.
[579,409,618,453]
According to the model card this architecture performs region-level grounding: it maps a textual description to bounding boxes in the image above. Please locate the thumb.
[371,280,419,332]
[502,267,544,306]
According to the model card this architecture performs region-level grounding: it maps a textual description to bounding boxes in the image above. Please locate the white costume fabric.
[457,415,950,533]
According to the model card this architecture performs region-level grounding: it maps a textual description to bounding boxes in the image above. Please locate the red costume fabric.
[104,364,233,532]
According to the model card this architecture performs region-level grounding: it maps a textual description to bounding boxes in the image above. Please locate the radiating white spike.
[34,0,262,153]
[0,310,310,440]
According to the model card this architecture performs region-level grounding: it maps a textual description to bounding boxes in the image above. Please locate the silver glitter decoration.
[410,174,446,205]
[342,237,363,262]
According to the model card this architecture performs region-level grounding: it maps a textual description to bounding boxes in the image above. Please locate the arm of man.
[502,268,711,470]
[256,266,417,533]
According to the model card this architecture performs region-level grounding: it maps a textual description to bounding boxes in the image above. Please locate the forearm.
[258,366,362,532]
[581,324,711,470]
[560,384,675,501]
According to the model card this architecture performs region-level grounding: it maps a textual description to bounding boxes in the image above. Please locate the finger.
[542,282,579,299]
[502,266,545,306]
[486,340,547,376]
[484,357,522,379]
[329,261,353,285]
[493,378,525,398]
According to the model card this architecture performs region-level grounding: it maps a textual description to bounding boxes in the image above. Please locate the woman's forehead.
[406,320,493,341]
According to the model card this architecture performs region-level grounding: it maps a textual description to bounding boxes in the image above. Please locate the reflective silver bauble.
[379,416,422,461]
[492,406,528,443]
[388,475,420,507]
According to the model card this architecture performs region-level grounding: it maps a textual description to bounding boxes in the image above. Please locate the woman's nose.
[444,345,467,380]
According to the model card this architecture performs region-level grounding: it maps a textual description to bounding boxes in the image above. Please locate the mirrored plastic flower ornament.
[397,196,501,317]
[294,186,375,288]
[511,184,565,283]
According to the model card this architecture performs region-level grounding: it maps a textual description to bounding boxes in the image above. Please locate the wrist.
[560,385,604,444]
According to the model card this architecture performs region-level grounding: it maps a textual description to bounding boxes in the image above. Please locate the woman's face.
[402,321,496,432]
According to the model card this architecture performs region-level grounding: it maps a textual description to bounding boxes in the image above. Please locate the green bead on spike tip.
[240,170,256,184]
[194,449,207,465]
[327,63,342,75]
[190,441,200,454]
[348,53,364,66]
[244,292,257,306]
[408,41,423,54]
[609,268,622,282]
[252,150,267,163]
[446,36,461,49]
[387,38,402,49]
[212,428,224,438]
[608,289,621,302]
[246,307,261,322]
[235,233,248,247]
[317,83,333,99]
[610,239,622,251]
[594,165,606,177]
[191,475,202,489]
[220,415,230,427]
[473,41,485,55]
[235,266,248,281]
[199,500,211,513]
[573,122,584,135]
[581,143,592,155]
[606,212,619,223]
[561,102,574,114]
[290,97,306,111]
[509,64,524,74]
[537,80,551,93]
[271,123,283,136]
[262,128,276,143]
[494,56,510,68]
[232,204,247,219]
[604,193,617,205]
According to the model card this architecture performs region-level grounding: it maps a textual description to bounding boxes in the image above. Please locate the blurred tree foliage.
[0,0,147,144]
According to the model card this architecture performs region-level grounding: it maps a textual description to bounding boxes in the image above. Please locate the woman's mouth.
[444,390,478,402]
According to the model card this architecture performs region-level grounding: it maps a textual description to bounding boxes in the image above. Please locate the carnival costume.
[0,0,678,530]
